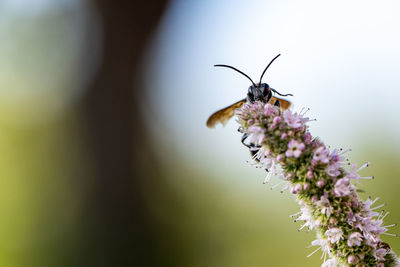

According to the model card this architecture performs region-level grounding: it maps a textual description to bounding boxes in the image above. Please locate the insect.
[206,54,293,154]
[206,54,293,129]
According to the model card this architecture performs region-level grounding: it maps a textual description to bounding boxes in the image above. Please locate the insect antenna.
[214,64,257,88]
[259,54,281,85]
[271,88,293,97]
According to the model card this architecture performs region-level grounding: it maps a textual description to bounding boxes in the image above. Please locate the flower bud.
[329,217,337,224]
[290,187,297,194]
[315,218,322,227]
[311,195,318,203]
[273,117,281,124]
[291,183,303,194]
[316,180,325,188]
[303,183,310,191]
[304,132,312,144]
[348,255,359,264]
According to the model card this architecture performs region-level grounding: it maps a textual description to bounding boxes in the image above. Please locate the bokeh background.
[0,0,400,266]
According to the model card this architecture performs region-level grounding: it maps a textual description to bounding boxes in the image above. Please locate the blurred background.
[0,0,400,266]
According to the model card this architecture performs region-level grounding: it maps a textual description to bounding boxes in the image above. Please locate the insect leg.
[241,133,251,148]
[242,134,261,154]
[240,129,262,162]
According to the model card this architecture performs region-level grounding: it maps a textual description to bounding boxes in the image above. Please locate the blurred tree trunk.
[81,1,168,266]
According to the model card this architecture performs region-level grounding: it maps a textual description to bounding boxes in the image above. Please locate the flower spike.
[235,101,399,266]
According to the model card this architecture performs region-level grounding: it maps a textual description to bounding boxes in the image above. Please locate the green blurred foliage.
[0,2,91,266]
[0,112,89,267]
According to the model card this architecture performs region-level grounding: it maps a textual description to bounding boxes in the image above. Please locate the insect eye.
[248,86,254,95]
[261,84,267,96]
[261,84,270,96]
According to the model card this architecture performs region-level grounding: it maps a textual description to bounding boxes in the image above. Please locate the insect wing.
[206,99,246,128]
[269,96,291,110]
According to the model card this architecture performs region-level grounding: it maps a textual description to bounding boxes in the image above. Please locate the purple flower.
[347,164,361,183]
[259,156,273,169]
[247,126,265,145]
[348,255,359,264]
[374,248,387,261]
[291,183,304,194]
[297,205,317,230]
[333,178,351,197]
[311,195,318,203]
[325,227,344,244]
[283,110,303,128]
[356,216,387,248]
[285,140,305,158]
[316,180,325,188]
[273,116,281,124]
[330,149,344,163]
[347,211,357,226]
[276,154,284,162]
[326,162,341,177]
[303,183,310,191]
[313,146,330,164]
[363,198,380,217]
[321,259,337,267]
[269,116,282,130]
[347,232,363,246]
[304,132,312,144]
[316,195,333,217]
[346,162,374,183]
[264,103,277,116]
